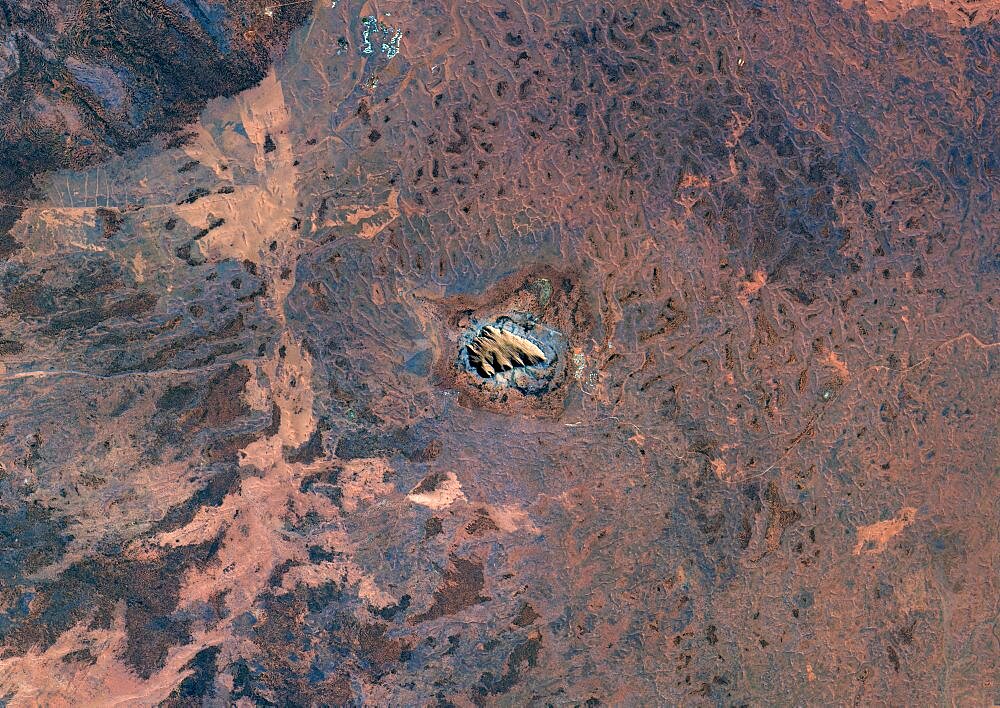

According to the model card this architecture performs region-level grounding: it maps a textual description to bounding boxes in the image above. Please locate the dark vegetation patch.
[0,503,70,581]
[372,594,412,622]
[228,580,411,704]
[149,364,277,463]
[178,188,211,205]
[411,470,449,495]
[60,647,97,665]
[151,466,244,534]
[424,517,443,539]
[95,207,124,238]
[474,634,542,697]
[283,422,328,464]
[0,340,24,356]
[409,556,489,624]
[153,364,251,440]
[335,425,440,462]
[299,465,343,508]
[161,645,221,706]
[0,533,223,678]
[465,509,499,536]
[174,242,205,266]
[512,602,539,627]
